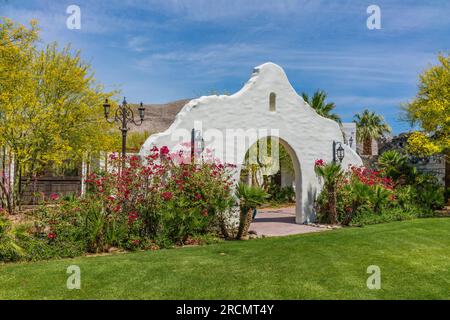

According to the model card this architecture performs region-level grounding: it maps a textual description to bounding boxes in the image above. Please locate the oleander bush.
[314,152,444,226]
[1,146,237,262]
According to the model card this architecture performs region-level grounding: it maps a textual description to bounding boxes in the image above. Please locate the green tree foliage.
[403,53,450,190]
[235,183,269,239]
[353,109,391,155]
[0,18,119,211]
[314,162,345,224]
[302,90,341,123]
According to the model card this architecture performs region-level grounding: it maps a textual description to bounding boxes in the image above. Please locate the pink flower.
[47,232,57,240]
[128,211,139,224]
[315,159,325,167]
[161,191,173,201]
[195,194,202,201]
[49,193,59,201]
[160,146,170,156]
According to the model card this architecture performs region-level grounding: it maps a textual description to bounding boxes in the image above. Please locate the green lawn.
[1,218,449,300]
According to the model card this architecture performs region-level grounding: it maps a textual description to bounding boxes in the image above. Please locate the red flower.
[49,193,59,201]
[128,211,139,224]
[132,239,140,245]
[161,191,173,201]
[195,193,202,201]
[315,159,325,167]
[47,232,57,239]
[201,209,208,217]
[160,146,170,156]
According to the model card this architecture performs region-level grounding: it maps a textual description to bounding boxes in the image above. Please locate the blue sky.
[2,0,450,133]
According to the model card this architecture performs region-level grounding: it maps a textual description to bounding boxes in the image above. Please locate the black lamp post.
[333,141,345,163]
[103,97,145,169]
[191,128,205,162]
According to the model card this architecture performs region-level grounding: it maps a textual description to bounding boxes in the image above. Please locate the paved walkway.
[249,206,325,237]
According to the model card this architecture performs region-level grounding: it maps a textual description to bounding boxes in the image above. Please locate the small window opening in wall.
[269,92,276,112]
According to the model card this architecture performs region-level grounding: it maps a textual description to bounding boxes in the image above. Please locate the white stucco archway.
[140,62,363,223]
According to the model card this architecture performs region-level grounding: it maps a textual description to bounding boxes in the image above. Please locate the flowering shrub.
[34,146,237,254]
[315,160,396,225]
[348,166,394,190]
[315,158,442,226]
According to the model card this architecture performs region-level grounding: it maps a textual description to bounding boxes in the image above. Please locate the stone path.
[249,206,326,237]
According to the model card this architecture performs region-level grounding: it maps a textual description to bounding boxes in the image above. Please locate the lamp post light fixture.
[191,128,205,162]
[333,141,345,163]
[349,135,354,148]
[103,97,145,169]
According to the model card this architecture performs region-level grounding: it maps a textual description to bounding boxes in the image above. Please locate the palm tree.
[302,90,341,123]
[235,183,269,240]
[353,109,391,155]
[314,163,345,224]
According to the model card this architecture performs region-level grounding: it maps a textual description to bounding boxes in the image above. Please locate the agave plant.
[235,183,269,240]
[314,162,345,224]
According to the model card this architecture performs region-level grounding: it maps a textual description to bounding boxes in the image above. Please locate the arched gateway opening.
[141,62,363,224]
[239,137,302,225]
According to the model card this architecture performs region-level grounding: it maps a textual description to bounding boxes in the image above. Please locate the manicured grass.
[1,218,449,300]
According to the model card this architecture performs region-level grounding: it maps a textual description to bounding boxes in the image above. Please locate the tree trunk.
[0,179,13,214]
[218,213,230,239]
[237,207,253,240]
[13,159,22,213]
[363,138,372,155]
[445,153,450,204]
[327,185,338,224]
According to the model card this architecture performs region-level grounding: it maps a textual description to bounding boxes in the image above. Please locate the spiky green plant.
[314,163,345,224]
[235,183,269,239]
[302,90,341,123]
[354,109,391,155]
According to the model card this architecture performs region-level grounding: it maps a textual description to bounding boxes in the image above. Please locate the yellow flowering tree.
[405,53,450,190]
[0,18,119,211]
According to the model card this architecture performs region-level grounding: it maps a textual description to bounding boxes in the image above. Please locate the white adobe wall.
[140,62,363,223]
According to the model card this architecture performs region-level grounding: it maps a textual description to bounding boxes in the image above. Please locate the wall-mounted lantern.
[333,141,345,163]
[191,128,204,161]
[349,136,354,148]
